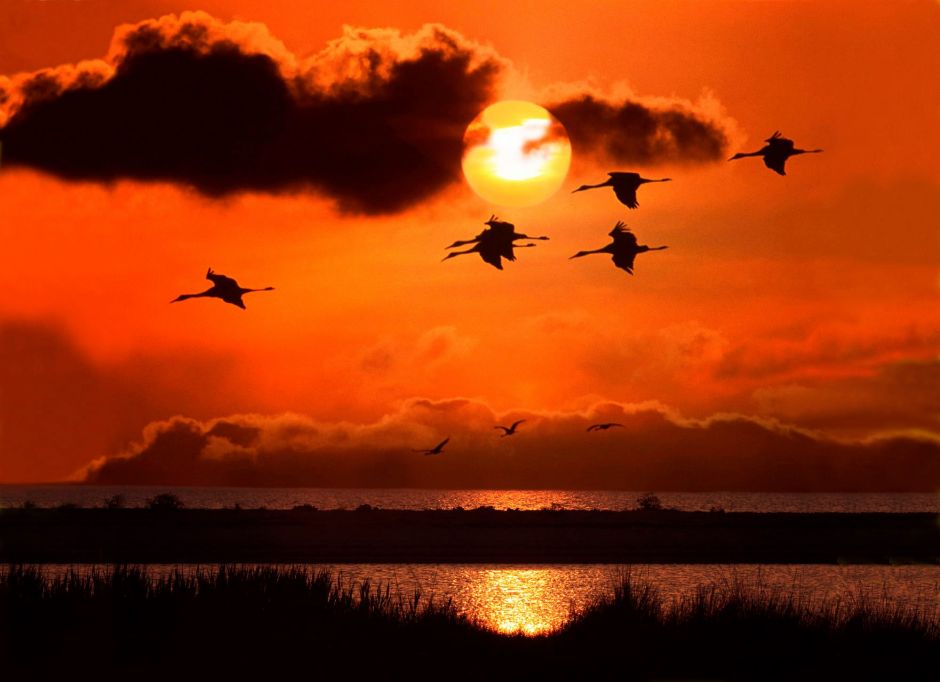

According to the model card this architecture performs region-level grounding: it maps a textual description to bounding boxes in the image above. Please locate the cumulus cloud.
[547,91,731,165]
[0,12,502,214]
[82,398,940,491]
[0,12,734,212]
[753,359,940,435]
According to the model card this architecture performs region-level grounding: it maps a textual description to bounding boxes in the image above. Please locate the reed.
[2,565,936,679]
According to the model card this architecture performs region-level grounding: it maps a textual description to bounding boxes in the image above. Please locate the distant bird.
[414,437,450,456]
[444,216,547,270]
[494,419,526,437]
[572,172,671,209]
[170,268,274,310]
[171,269,274,309]
[729,131,823,175]
[569,222,668,274]
[587,423,624,432]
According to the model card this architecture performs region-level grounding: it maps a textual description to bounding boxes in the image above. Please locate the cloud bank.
[548,93,730,165]
[0,12,733,212]
[83,398,940,491]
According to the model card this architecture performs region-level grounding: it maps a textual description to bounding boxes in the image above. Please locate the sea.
[3,485,939,513]
[4,485,938,633]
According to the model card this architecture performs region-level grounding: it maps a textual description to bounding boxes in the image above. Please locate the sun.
[462,100,572,207]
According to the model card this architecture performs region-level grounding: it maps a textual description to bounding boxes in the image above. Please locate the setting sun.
[462,100,571,207]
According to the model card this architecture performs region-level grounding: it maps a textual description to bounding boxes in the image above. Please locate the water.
[3,485,939,512]
[31,563,940,635]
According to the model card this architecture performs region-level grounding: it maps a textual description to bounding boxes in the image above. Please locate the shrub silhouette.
[146,493,184,511]
[636,492,663,511]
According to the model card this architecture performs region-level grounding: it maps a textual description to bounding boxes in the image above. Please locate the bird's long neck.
[645,246,668,251]
[730,150,763,160]
[573,180,612,192]
[443,246,479,261]
[570,246,610,258]
[242,286,275,293]
[641,177,672,183]
[794,148,823,155]
[447,238,478,248]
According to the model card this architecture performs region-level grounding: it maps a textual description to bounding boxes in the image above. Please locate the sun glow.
[462,100,571,207]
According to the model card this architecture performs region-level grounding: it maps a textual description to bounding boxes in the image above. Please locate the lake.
[4,485,939,512]
[33,563,940,634]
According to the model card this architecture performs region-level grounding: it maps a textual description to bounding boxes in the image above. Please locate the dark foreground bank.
[1,566,937,681]
[1,507,938,563]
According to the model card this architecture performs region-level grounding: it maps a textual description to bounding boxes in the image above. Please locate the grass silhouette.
[2,565,937,679]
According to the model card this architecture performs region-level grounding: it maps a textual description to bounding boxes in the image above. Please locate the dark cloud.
[83,399,940,491]
[753,359,940,435]
[547,93,730,165]
[0,13,502,214]
[0,13,736,210]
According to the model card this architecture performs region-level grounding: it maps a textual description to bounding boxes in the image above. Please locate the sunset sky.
[0,1,937,488]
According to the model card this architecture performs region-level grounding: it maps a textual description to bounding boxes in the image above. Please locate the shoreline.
[2,508,938,564]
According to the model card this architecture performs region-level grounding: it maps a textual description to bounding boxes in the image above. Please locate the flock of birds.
[168,130,823,456]
[170,131,821,304]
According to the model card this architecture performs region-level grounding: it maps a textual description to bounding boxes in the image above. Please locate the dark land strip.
[2,509,937,563]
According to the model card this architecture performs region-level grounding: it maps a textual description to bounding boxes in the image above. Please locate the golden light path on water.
[43,564,940,636]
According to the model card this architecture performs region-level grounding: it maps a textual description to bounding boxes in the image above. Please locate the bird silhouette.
[444,216,547,270]
[587,423,624,432]
[171,268,274,309]
[572,172,671,209]
[569,222,668,274]
[494,419,526,437]
[445,216,550,248]
[729,131,823,175]
[414,437,450,456]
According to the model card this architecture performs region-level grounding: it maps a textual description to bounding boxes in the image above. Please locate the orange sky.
[0,1,937,485]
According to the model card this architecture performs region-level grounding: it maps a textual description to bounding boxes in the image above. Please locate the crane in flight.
[170,269,274,309]
[587,423,624,432]
[495,419,526,437]
[729,131,823,175]
[572,172,671,209]
[569,222,668,275]
[443,216,546,270]
[414,437,450,456]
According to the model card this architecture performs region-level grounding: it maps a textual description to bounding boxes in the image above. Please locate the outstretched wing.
[763,154,788,176]
[206,269,239,288]
[510,419,526,430]
[611,184,639,209]
[612,251,637,274]
[611,227,638,247]
[433,437,449,452]
[479,248,504,270]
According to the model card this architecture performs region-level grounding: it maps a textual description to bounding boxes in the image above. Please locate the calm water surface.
[35,563,940,635]
[4,485,939,512]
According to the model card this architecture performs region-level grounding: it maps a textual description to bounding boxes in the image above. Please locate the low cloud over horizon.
[82,399,940,492]
[0,11,733,213]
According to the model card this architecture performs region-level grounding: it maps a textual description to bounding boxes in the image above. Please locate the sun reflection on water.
[452,567,600,635]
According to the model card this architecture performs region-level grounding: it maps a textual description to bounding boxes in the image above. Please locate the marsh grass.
[1,565,937,679]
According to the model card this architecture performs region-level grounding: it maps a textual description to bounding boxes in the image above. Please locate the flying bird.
[414,437,450,456]
[494,419,526,437]
[445,216,550,248]
[569,222,668,274]
[170,269,274,309]
[572,172,671,209]
[443,216,547,270]
[587,423,624,432]
[729,131,823,175]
